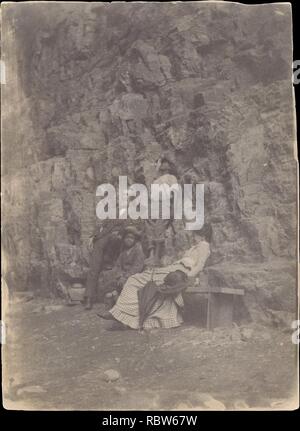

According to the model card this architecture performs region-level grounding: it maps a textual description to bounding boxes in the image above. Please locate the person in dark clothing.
[112,226,145,288]
[101,226,145,307]
[84,220,124,310]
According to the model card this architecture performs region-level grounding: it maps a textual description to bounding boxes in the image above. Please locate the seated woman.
[99,224,212,330]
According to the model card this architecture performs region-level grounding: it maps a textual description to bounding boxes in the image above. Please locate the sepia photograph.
[1,1,299,412]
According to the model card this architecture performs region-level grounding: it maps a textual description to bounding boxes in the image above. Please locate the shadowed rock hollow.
[2,2,297,321]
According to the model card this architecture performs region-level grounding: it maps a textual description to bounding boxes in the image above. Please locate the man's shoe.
[105,321,127,331]
[97,310,115,320]
[85,298,93,310]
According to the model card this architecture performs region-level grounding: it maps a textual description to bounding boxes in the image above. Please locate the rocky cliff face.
[2,3,297,319]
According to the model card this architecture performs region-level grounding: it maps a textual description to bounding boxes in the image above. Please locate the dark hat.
[164,270,188,286]
[96,220,125,241]
[159,270,188,295]
[123,225,142,239]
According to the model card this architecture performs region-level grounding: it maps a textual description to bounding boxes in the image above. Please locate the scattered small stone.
[240,327,254,341]
[33,304,65,314]
[44,305,65,313]
[161,340,174,348]
[103,369,120,382]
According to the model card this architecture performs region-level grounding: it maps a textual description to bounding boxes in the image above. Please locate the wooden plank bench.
[184,285,245,329]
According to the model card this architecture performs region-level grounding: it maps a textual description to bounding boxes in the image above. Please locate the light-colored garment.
[110,240,210,329]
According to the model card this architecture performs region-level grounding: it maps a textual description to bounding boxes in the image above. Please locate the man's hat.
[123,225,142,239]
[164,270,188,287]
[95,220,125,241]
[158,270,188,295]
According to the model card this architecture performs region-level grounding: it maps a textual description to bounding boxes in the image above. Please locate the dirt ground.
[2,298,298,411]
